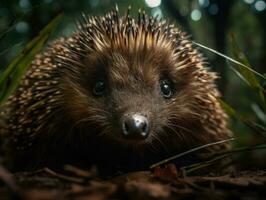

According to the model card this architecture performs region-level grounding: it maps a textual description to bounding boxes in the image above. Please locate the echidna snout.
[121,113,150,140]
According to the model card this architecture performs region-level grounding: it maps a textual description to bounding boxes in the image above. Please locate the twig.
[64,164,96,178]
[43,167,85,184]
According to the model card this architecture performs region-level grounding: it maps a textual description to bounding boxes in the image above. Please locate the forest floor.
[0,164,265,200]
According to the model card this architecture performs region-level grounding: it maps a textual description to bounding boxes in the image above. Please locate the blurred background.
[0,0,265,164]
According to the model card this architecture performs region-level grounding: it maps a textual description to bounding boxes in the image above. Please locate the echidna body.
[1,9,231,172]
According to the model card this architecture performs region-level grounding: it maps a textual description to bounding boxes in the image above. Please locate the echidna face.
[81,48,177,144]
[62,43,200,155]
[72,48,196,152]
[58,9,215,154]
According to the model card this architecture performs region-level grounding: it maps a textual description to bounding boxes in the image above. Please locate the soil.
[0,164,265,200]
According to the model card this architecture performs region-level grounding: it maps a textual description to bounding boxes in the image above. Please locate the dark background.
[0,0,265,140]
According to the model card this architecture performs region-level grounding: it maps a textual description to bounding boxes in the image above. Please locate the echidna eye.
[160,80,174,99]
[93,80,106,97]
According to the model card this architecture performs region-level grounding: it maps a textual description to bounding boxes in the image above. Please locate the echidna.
[1,8,231,173]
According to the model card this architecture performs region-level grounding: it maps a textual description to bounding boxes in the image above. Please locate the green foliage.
[0,14,62,105]
[229,34,265,110]
[194,36,266,137]
[220,100,266,136]
[222,34,266,135]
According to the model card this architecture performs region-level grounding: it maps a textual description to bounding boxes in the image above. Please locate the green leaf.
[229,33,266,109]
[0,14,63,104]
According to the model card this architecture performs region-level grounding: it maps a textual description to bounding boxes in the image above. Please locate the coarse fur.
[0,8,231,173]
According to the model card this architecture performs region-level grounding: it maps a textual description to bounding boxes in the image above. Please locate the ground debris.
[0,165,266,200]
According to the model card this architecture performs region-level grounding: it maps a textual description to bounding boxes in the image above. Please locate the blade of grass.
[183,154,229,174]
[193,41,266,82]
[0,14,62,104]
[182,144,266,174]
[0,35,49,102]
[251,103,266,125]
[219,99,266,135]
[0,14,62,85]
[150,138,235,169]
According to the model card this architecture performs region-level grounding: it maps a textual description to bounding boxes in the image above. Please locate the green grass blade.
[0,35,49,102]
[0,14,62,104]
[219,99,266,135]
[230,33,265,109]
[182,144,266,174]
[251,104,266,125]
[192,41,266,81]
[150,138,235,169]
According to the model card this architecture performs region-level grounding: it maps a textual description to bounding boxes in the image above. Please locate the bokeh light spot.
[151,7,163,19]
[198,0,210,8]
[208,4,219,15]
[89,0,99,7]
[191,9,202,21]
[145,0,161,8]
[19,0,30,8]
[15,21,29,33]
[243,0,255,4]
[255,0,266,11]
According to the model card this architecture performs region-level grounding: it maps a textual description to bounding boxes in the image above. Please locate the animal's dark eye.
[160,80,174,99]
[93,80,106,96]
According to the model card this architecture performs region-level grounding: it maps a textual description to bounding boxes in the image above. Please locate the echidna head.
[57,8,215,156]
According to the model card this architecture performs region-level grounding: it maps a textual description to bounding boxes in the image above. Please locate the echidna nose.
[122,114,149,140]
